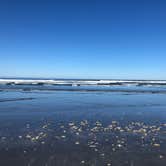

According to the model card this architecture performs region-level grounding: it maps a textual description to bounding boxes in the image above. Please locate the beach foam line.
[1,79,166,86]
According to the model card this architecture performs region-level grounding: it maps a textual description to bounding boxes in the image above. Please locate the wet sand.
[0,90,166,166]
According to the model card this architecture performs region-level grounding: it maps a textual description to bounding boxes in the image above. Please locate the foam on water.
[1,78,166,86]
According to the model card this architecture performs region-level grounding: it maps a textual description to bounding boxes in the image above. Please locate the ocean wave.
[1,78,166,87]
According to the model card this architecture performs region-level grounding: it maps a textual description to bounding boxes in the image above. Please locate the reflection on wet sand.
[0,98,35,102]
[0,90,166,166]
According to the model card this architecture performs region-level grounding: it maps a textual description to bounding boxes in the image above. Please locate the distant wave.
[1,78,166,87]
[0,79,166,94]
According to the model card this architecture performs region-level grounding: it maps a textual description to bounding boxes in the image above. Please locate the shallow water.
[0,89,166,166]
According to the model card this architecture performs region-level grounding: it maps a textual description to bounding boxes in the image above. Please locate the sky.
[0,0,166,79]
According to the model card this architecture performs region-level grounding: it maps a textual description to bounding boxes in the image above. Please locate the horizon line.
[0,76,166,81]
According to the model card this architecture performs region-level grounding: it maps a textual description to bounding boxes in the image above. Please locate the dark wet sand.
[0,90,166,166]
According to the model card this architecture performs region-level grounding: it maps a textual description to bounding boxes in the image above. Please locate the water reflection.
[0,91,166,166]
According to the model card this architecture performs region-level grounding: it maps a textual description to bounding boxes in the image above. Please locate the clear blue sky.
[0,0,166,79]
